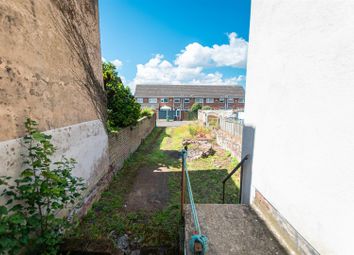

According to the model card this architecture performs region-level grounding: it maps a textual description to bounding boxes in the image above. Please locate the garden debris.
[110,231,144,254]
[183,139,215,160]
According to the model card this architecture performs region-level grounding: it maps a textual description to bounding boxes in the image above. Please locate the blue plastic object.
[189,234,209,254]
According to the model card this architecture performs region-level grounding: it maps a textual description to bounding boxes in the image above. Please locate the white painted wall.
[0,120,109,200]
[243,1,354,254]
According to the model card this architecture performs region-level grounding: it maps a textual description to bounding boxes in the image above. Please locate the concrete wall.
[109,115,156,171]
[242,1,354,254]
[0,0,108,216]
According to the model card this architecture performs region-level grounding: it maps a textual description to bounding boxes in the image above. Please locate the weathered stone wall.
[0,0,104,141]
[0,0,109,216]
[215,129,242,161]
[109,115,156,171]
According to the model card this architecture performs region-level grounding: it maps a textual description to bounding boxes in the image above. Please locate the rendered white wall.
[0,120,109,200]
[243,1,354,254]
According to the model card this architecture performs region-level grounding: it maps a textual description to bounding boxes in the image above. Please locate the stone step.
[184,204,288,255]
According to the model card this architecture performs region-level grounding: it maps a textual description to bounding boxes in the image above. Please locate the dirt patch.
[124,165,170,212]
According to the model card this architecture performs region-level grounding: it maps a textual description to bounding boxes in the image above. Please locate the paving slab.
[184,204,288,255]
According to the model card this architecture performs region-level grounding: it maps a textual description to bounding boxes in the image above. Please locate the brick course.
[109,114,156,171]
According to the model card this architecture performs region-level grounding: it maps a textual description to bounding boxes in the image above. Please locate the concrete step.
[184,204,288,255]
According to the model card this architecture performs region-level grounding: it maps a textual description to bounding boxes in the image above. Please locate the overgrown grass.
[70,123,240,249]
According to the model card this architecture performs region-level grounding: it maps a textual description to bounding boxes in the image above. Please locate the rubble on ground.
[183,139,215,160]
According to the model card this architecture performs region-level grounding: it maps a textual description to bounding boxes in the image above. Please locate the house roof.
[134,84,245,98]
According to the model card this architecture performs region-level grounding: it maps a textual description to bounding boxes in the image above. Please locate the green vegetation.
[140,107,154,119]
[201,105,212,110]
[191,103,202,113]
[103,62,141,132]
[72,122,239,250]
[0,119,85,255]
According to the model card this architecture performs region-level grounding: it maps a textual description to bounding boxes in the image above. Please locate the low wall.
[198,110,243,161]
[109,115,156,171]
[215,129,242,161]
[74,114,156,217]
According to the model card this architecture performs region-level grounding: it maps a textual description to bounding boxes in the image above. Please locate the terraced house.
[134,84,245,111]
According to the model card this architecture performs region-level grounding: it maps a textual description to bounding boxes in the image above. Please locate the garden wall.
[0,0,109,217]
[109,115,156,172]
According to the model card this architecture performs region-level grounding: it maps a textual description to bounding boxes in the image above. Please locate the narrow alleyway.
[63,122,289,254]
[67,123,241,254]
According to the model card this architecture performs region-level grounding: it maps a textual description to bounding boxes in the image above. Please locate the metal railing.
[181,147,208,254]
[222,154,249,204]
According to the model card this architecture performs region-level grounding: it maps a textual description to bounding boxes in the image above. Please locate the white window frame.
[238,98,245,103]
[184,98,190,103]
[148,98,157,103]
[227,98,234,103]
[160,98,169,103]
[219,98,225,103]
[206,98,214,103]
[174,98,181,103]
[136,98,144,103]
[195,98,203,103]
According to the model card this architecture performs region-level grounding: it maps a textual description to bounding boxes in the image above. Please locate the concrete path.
[185,204,288,255]
[156,120,195,127]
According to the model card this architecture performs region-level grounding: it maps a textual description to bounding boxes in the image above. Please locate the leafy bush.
[140,108,154,119]
[191,103,202,113]
[188,124,210,138]
[0,118,85,255]
[201,105,212,110]
[103,62,141,131]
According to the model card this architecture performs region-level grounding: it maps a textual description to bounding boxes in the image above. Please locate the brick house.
[134,84,245,113]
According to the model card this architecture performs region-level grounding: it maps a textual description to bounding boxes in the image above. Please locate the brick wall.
[109,114,156,171]
[73,115,156,217]
[139,97,244,110]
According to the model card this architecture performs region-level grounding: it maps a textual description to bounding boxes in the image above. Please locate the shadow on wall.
[49,0,106,123]
[241,125,256,204]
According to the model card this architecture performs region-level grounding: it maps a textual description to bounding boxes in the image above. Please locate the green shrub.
[103,62,141,131]
[140,108,154,119]
[188,124,210,138]
[0,118,85,255]
[201,105,212,110]
[191,103,202,113]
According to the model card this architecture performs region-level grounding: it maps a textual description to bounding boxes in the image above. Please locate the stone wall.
[109,115,156,171]
[0,0,109,217]
[198,110,243,160]
[215,129,242,161]
[0,0,104,140]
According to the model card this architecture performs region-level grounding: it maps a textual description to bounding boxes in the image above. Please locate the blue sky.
[99,0,251,91]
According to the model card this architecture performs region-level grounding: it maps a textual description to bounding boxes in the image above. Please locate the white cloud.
[175,32,248,68]
[110,59,123,69]
[127,32,247,92]
[132,54,244,89]
[101,56,107,62]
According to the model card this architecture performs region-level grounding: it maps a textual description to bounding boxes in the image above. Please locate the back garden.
[66,123,240,253]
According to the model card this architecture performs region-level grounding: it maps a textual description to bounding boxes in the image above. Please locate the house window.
[206,98,214,103]
[136,98,143,103]
[148,98,157,103]
[174,98,181,103]
[219,98,225,103]
[184,98,190,103]
[238,98,245,103]
[160,98,168,103]
[227,98,234,103]
[195,98,203,103]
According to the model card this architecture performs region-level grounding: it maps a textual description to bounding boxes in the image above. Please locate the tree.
[103,62,141,131]
[191,103,202,113]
